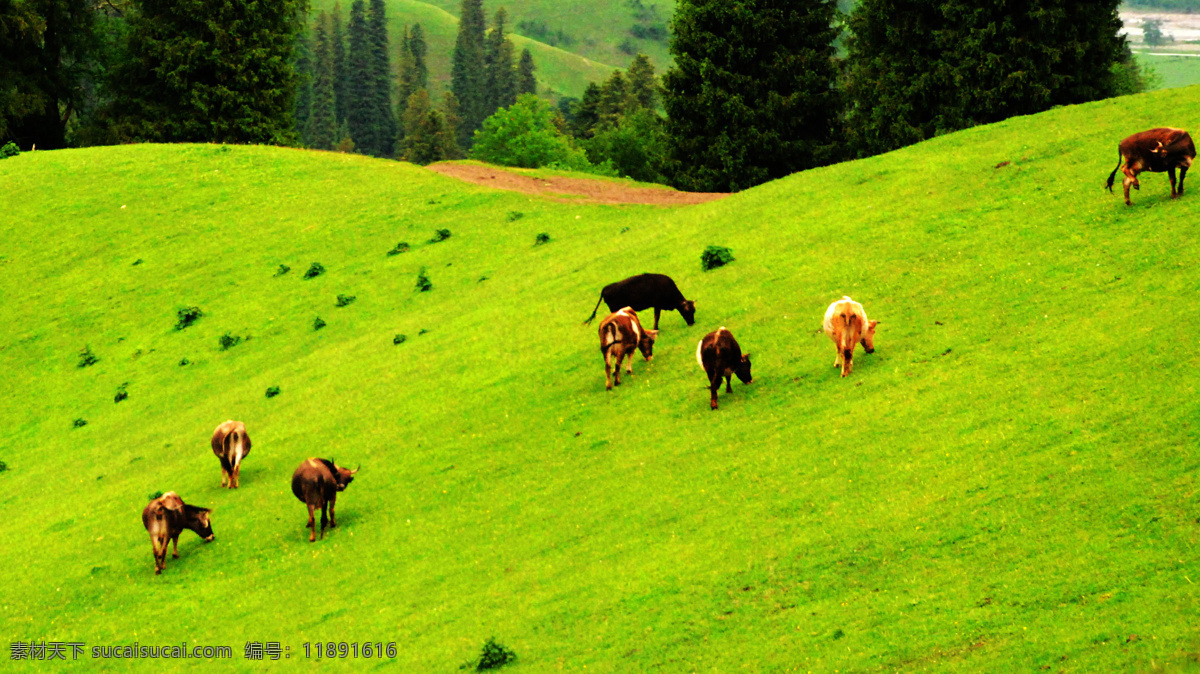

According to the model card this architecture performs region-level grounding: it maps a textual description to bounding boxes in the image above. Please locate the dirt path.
[426,162,728,206]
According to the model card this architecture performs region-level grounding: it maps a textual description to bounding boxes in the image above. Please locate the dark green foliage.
[484,9,518,117]
[132,259,143,266]
[515,21,574,48]
[387,242,410,255]
[418,328,429,335]
[506,211,523,222]
[218,333,242,350]
[585,108,669,183]
[332,3,348,125]
[534,232,550,245]
[569,83,602,139]
[149,490,163,500]
[399,89,461,164]
[306,12,338,150]
[664,0,842,192]
[336,294,356,307]
[517,49,536,96]
[101,0,304,145]
[304,262,326,279]
[393,334,407,344]
[416,267,432,292]
[275,264,291,276]
[178,358,189,366]
[429,228,451,243]
[367,0,396,156]
[313,316,327,330]
[77,345,99,368]
[473,637,516,671]
[597,71,635,129]
[472,94,589,169]
[346,1,374,154]
[175,306,204,330]
[626,54,658,110]
[114,382,128,403]
[844,0,1125,157]
[451,0,487,148]
[265,385,281,398]
[1,142,19,158]
[1143,19,1169,47]
[72,418,87,429]
[294,27,314,141]
[396,25,428,126]
[701,245,734,271]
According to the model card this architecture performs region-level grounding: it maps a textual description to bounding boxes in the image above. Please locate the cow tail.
[1106,151,1122,192]
[583,293,605,325]
[600,322,617,354]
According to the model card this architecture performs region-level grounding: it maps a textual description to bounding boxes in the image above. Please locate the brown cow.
[291,458,358,542]
[141,491,213,575]
[696,327,753,410]
[211,420,251,488]
[1106,127,1196,205]
[598,307,658,390]
[823,296,879,378]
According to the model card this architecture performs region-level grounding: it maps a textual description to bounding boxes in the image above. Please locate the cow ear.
[742,353,751,360]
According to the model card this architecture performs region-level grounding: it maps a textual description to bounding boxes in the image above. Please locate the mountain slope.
[2,87,1199,671]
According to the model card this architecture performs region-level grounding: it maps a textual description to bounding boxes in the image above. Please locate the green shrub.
[428,229,451,243]
[148,490,163,500]
[584,109,670,184]
[336,294,356,307]
[387,242,410,256]
[304,262,325,279]
[313,317,327,331]
[114,383,129,403]
[416,267,432,292]
[265,386,281,398]
[218,333,242,350]
[472,637,516,671]
[72,418,88,428]
[174,306,204,330]
[393,334,407,345]
[178,358,190,366]
[506,211,524,222]
[472,94,591,169]
[274,264,291,276]
[535,232,551,246]
[77,345,99,368]
[0,141,18,158]
[701,245,735,271]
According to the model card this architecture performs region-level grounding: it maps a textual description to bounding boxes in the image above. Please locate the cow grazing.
[584,273,696,330]
[1106,127,1196,205]
[696,327,753,410]
[823,296,879,378]
[141,491,213,575]
[291,458,358,542]
[211,420,251,488]
[598,307,658,390]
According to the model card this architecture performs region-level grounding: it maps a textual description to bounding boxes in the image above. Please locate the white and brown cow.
[597,307,658,390]
[823,296,879,378]
[211,420,251,488]
[696,327,753,410]
[141,491,213,575]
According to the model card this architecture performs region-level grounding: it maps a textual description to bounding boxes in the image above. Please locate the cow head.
[735,353,753,384]
[679,300,696,326]
[184,505,215,542]
[1151,140,1166,155]
[638,330,659,361]
[861,320,879,354]
[334,464,359,491]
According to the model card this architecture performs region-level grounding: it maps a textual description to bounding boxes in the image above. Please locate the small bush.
[77,345,99,368]
[393,334,407,345]
[506,211,524,222]
[218,333,242,350]
[73,418,88,428]
[274,264,291,276]
[474,637,516,671]
[534,232,551,246]
[304,262,326,279]
[114,383,128,403]
[336,294,357,307]
[265,386,281,398]
[387,242,410,256]
[416,267,432,292]
[178,358,190,366]
[418,328,430,335]
[429,229,452,243]
[132,258,143,266]
[0,141,18,158]
[701,245,735,271]
[174,306,204,330]
[148,490,163,500]
[313,317,327,331]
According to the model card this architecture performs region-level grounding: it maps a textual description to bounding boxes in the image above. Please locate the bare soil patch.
[427,162,728,206]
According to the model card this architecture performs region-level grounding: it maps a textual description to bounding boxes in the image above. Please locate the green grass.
[1136,51,1200,90]
[4,86,1200,671]
[311,0,621,102]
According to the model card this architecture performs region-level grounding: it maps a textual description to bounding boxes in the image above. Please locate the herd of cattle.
[140,127,1190,574]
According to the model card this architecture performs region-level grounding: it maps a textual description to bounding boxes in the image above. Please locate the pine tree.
[307,12,338,150]
[346,0,376,154]
[663,0,842,192]
[409,24,428,90]
[451,0,487,148]
[367,0,395,156]
[597,71,635,129]
[399,89,460,164]
[517,48,537,96]
[484,8,517,117]
[569,83,602,139]
[626,54,658,110]
[440,91,464,159]
[105,0,305,144]
[294,25,314,144]
[331,3,348,126]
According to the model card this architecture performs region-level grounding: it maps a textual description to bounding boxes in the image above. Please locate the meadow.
[2,85,1200,671]
[1137,51,1200,89]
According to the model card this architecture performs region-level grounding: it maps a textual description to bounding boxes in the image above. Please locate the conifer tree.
[626,54,658,110]
[346,0,377,154]
[517,48,537,96]
[451,0,487,148]
[307,12,338,150]
[569,82,602,139]
[367,0,395,156]
[597,70,635,129]
[399,89,460,164]
[396,23,429,129]
[294,26,314,143]
[484,8,518,116]
[663,0,841,192]
[441,91,464,158]
[409,24,428,90]
[331,3,348,125]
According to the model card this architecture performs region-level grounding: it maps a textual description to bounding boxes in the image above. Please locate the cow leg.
[833,347,843,369]
[220,467,228,488]
[725,374,733,393]
[613,350,624,387]
[709,370,721,410]
[319,502,329,539]
[653,308,661,330]
[604,349,614,390]
[1123,167,1138,205]
[625,348,634,376]
[232,462,240,489]
[171,534,180,558]
[842,349,853,378]
[306,503,317,542]
[329,499,337,528]
[1180,165,1189,195]
[1170,166,1179,198]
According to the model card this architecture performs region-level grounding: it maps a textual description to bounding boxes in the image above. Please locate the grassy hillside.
[1136,52,1200,90]
[3,86,1200,671]
[310,0,620,101]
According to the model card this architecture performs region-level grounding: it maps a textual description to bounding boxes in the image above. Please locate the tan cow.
[141,492,213,575]
[823,296,879,378]
[291,458,358,542]
[211,420,251,488]
[598,307,658,390]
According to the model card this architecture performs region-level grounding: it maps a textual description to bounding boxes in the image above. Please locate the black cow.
[696,327,752,410]
[583,273,696,329]
[1106,127,1196,205]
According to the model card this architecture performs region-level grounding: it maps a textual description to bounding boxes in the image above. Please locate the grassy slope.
[3,87,1200,671]
[310,0,620,101]
[1136,52,1200,90]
